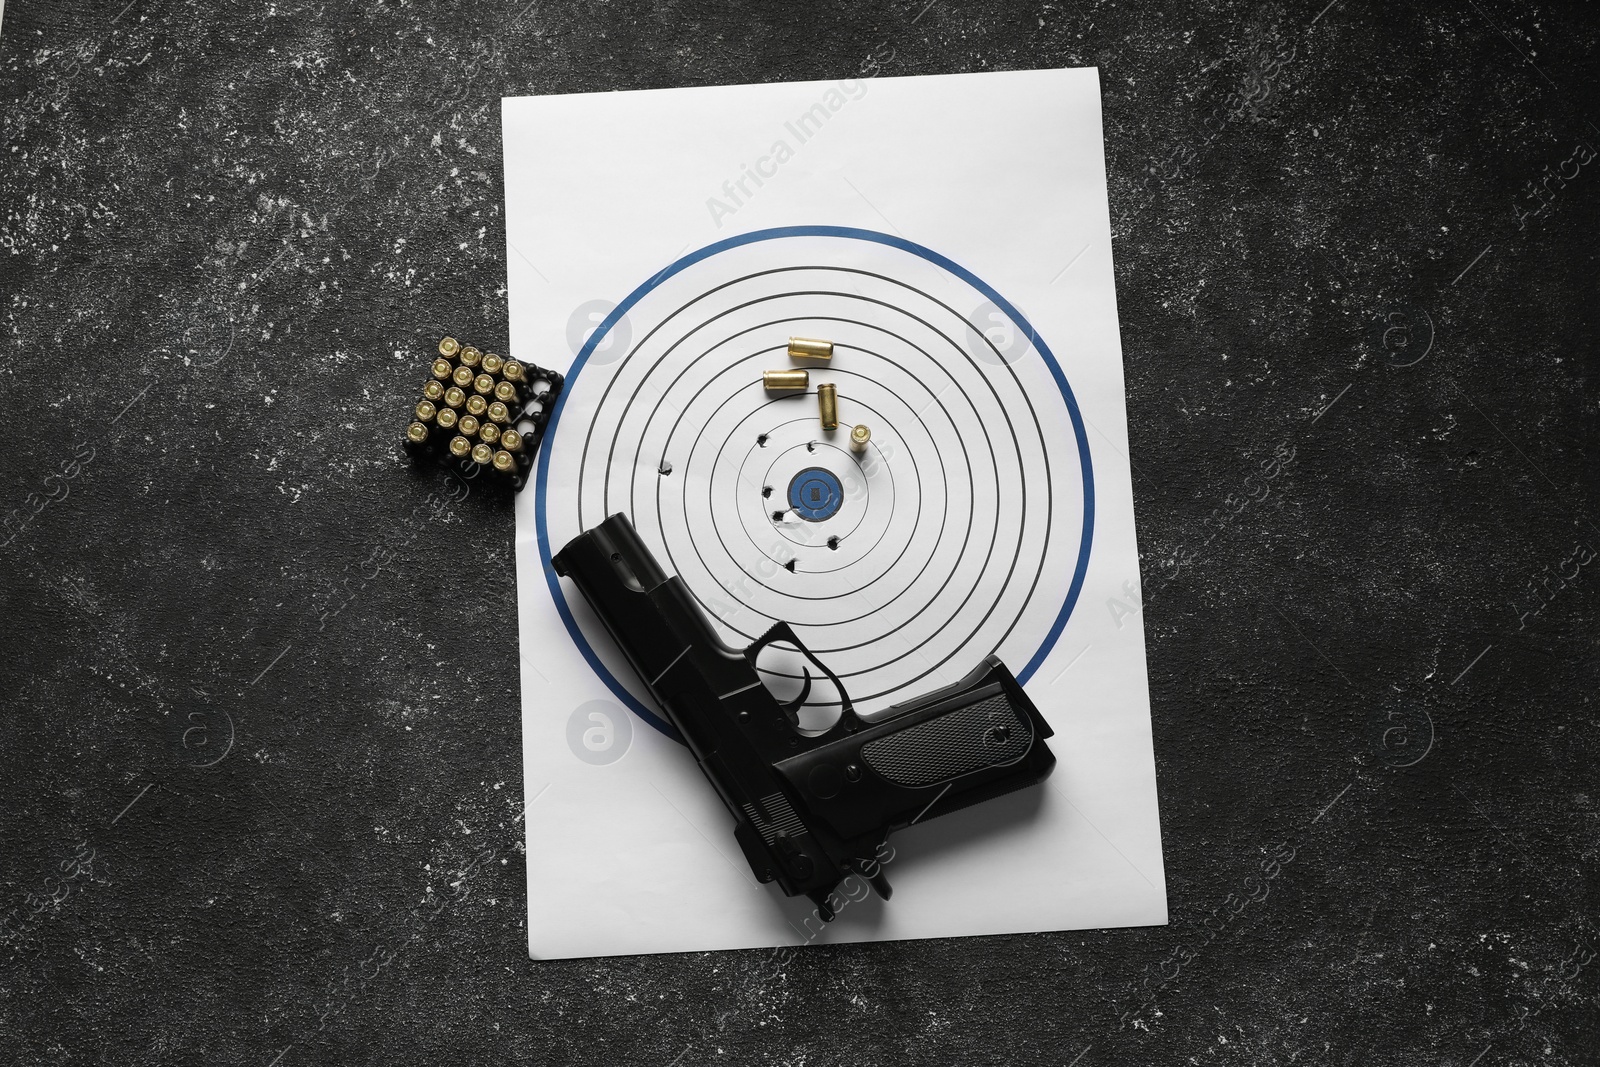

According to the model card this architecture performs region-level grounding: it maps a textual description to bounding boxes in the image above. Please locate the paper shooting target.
[535,226,1095,735]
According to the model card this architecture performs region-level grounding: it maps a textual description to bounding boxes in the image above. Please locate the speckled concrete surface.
[1,1,1596,1064]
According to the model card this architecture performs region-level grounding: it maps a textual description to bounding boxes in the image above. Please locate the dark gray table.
[2,2,1596,1063]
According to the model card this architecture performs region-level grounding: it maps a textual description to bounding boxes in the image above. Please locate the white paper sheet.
[505,67,1166,959]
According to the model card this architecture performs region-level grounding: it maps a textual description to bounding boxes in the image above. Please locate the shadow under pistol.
[551,512,1057,919]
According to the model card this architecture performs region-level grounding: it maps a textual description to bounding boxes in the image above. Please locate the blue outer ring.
[535,225,1096,738]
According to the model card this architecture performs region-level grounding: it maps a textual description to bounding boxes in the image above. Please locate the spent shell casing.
[448,434,473,458]
[431,358,454,380]
[458,345,482,368]
[502,360,526,384]
[436,407,459,432]
[459,414,481,438]
[438,336,460,358]
[492,449,516,473]
[482,352,504,375]
[494,380,518,404]
[452,365,475,388]
[471,442,493,466]
[443,385,467,409]
[465,394,488,417]
[422,379,445,402]
[487,401,511,424]
[479,421,501,445]
[406,421,430,445]
[763,369,809,392]
[415,399,438,423]
[788,337,833,362]
[849,424,872,454]
[473,373,496,395]
[817,383,838,430]
[500,429,524,453]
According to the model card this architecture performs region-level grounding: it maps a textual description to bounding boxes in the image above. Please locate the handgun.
[551,512,1057,919]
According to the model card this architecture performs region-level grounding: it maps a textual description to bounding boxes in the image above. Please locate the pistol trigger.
[777,667,813,725]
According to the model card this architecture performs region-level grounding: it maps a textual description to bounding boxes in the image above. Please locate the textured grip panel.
[859,694,1033,786]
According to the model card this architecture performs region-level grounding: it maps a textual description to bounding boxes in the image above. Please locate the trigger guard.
[745,622,860,729]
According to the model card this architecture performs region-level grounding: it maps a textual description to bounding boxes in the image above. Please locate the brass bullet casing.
[452,365,475,388]
[473,373,496,396]
[494,380,518,404]
[459,414,481,438]
[500,428,524,453]
[502,360,526,384]
[479,421,501,445]
[471,442,494,466]
[422,379,445,402]
[482,352,504,375]
[849,424,872,454]
[487,401,511,424]
[436,407,459,432]
[406,421,430,445]
[458,345,482,369]
[465,394,488,417]
[443,385,467,409]
[817,383,839,430]
[432,358,454,381]
[788,337,833,362]
[763,369,809,392]
[492,449,516,473]
[415,399,438,423]
[448,434,473,459]
[438,336,461,359]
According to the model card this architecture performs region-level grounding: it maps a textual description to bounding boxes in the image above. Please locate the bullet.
[422,379,445,402]
[473,373,495,395]
[788,337,833,362]
[432,358,454,381]
[500,429,524,453]
[448,435,473,459]
[502,360,527,385]
[494,380,518,405]
[415,399,438,423]
[466,394,488,417]
[849,424,872,454]
[492,449,516,473]
[817,383,838,430]
[482,352,504,375]
[453,365,475,389]
[436,407,459,432]
[763,369,809,392]
[479,421,501,445]
[438,336,460,359]
[405,421,429,445]
[487,401,511,424]
[459,414,481,438]
[471,442,493,465]
[458,345,482,369]
[443,385,467,409]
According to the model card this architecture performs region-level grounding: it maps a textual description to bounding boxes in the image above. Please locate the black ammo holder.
[552,513,1057,919]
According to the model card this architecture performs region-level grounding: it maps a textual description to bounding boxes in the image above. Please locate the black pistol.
[551,513,1056,919]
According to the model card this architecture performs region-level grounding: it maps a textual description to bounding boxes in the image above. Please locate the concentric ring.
[536,226,1095,736]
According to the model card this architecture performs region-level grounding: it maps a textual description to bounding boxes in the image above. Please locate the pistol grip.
[774,657,1056,843]
[860,688,1034,787]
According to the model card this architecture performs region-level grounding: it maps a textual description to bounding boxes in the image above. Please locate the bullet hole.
[757,434,769,447]
[657,459,673,476]
[773,511,786,522]
[784,559,797,572]
[762,485,773,498]
[806,440,816,452]
[827,536,840,550]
